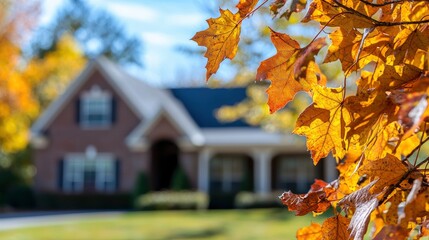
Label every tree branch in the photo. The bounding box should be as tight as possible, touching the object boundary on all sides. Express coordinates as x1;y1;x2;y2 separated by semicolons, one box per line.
327;0;429;27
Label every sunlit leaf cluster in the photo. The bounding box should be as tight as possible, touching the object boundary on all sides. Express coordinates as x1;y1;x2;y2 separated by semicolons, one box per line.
193;0;429;238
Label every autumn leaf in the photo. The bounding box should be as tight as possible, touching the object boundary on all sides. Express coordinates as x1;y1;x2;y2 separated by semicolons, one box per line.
257;29;326;113
321;215;351;240
195;0;429;238
372;225;409;240
294;86;350;164
236;0;258;18
339;180;380;240
391;91;429;137
191;9;242;80
296;223;322;239
270;0;307;20
302;0;374;31
279;179;334;216
358;154;408;194
325;28;390;74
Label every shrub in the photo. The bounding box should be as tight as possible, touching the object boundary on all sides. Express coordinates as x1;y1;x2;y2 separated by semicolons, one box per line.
132;171;150;207
170;168;190;191
234;192;283;209
36;192;132;209
135;191;208;210
5;184;35;209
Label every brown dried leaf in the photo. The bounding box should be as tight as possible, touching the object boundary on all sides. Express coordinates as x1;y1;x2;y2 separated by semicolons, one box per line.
280;179;333;216
270;0;307;20
339;180;379;240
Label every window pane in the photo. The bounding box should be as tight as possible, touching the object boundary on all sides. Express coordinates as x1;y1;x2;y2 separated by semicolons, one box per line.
80;95;112;127
63;154;116;193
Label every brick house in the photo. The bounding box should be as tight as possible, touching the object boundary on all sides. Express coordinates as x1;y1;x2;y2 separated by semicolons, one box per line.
30;57;336;206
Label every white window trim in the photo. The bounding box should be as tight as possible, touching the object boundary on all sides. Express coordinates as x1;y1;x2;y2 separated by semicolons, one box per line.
79;85;113;129
63;152;116;193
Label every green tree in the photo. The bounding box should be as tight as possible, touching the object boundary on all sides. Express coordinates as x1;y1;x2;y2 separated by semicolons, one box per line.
29;0;143;66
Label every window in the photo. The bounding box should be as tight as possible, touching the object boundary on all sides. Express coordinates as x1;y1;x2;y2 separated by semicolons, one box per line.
210;154;252;193
63;153;117;193
80;85;113;127
273;155;317;193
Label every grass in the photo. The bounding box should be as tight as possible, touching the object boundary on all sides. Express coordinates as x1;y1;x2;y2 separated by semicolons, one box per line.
0;209;329;240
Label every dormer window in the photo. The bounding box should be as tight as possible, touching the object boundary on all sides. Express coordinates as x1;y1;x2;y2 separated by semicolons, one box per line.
79;85;114;128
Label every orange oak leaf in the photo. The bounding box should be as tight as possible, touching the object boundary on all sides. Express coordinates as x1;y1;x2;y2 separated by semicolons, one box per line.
270;0;307;20
257;29;326;113
191;9;242;80
236;0;258;18
339;180;380;240
296;223;322;240
279;179;334;216
358;154;408;194
373;225;409;240
294;86;350;164
321;215;351;240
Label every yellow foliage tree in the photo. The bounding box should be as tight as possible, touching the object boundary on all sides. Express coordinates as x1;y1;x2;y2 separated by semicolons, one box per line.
0;0;39;153
24;34;86;109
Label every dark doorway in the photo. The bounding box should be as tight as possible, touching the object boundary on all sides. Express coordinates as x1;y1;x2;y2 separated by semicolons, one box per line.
150;139;179;191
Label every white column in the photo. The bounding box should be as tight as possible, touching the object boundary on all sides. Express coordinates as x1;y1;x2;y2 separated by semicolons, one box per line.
252;150;272;195
324;154;338;182
198;148;212;193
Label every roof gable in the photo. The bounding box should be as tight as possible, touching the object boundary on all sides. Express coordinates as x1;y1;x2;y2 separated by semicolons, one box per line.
31;57;203;147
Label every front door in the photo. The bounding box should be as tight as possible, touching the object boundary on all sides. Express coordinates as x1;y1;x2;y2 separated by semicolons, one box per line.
150;139;179;191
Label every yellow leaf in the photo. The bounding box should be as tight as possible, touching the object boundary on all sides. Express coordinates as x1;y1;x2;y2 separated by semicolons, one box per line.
294;86;350;164
296;222;322;240
191;9;242;80
358;154;408;194
302;0;374;31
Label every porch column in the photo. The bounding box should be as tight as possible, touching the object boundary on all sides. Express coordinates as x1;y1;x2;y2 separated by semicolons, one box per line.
252;150;272;195
198;148;212;193
324;154;338;182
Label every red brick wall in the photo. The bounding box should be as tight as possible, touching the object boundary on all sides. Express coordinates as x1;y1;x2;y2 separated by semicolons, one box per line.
34;70;142;192
34;69;201;193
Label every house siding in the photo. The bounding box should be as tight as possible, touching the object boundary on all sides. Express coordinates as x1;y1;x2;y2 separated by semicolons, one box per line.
34;70;142;192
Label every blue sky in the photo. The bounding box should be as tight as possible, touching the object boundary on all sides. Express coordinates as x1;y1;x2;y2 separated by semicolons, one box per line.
41;0;212;86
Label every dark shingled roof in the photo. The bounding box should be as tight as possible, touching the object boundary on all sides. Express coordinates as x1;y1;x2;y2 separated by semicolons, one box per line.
169;87;252;128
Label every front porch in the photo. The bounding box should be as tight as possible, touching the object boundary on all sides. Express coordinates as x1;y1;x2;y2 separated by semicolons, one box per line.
197;147;337;196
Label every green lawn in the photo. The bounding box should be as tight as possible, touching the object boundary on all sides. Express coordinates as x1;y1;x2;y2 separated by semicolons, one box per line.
0;209;328;240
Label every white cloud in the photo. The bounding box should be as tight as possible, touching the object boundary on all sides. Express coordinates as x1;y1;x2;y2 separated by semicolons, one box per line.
105;3;159;23
165;14;206;27
141;32;175;47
